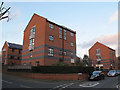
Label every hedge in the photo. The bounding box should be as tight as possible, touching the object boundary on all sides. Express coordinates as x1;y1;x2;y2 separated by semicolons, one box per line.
32;66;94;74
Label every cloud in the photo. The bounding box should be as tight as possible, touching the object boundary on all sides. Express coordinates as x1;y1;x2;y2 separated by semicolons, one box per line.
8;9;21;21
109;11;118;23
77;32;118;57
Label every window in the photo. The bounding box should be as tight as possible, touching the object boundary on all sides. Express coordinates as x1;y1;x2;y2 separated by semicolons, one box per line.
71;52;73;58
30;51;32;58
64;51;67;55
29;26;35;51
64;29;66;40
12;49;14;52
10;56;14;59
59;28;62;38
49;35;54;41
30;26;35;35
70;42;74;46
29;38;35;46
19;50;21;54
24;63;26;65
59;50;62;55
48;48;54;56
49;24;54;29
36;61;40;66
96;49;100;54
70;32;74;37
96;55;101;59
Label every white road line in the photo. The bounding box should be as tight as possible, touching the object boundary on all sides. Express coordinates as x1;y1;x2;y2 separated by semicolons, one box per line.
49;83;67;90
62;83;74;88
49;83;74;90
79;82;99;87
2;80;13;84
20;85;32;88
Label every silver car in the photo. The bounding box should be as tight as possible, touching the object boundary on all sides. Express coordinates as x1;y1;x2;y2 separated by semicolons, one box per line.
116;70;120;75
107;70;118;77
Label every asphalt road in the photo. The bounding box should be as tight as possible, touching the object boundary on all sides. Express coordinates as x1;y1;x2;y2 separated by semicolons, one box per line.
2;74;120;90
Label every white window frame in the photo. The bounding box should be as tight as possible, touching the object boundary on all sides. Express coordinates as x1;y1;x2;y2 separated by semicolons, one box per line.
70;42;74;46
96;49;100;55
64;51;67;56
64;29;66;40
49;35;54;41
70;32;74;37
49;24;54;29
30;51;32;58
59;28;62;38
48;48;54;56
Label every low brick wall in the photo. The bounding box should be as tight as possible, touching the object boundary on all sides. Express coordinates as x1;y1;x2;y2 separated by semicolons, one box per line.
3;69;88;80
27;73;88;80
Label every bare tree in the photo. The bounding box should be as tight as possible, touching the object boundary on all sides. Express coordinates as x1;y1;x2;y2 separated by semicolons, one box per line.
83;54;92;67
0;2;11;21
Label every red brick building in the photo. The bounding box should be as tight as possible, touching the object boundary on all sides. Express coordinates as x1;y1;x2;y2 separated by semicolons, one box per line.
89;42;118;70
22;13;76;66
2;41;22;65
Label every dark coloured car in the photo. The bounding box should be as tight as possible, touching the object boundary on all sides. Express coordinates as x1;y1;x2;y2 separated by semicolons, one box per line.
107;70;118;77
116;70;120;75
89;71;105;81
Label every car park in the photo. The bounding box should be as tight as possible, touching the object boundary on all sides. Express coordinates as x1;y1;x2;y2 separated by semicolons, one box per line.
107;70;118;77
89;71;105;81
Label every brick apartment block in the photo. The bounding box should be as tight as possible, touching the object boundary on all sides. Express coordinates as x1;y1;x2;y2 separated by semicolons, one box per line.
22;13;76;66
89;42;118;70
2;41;22;65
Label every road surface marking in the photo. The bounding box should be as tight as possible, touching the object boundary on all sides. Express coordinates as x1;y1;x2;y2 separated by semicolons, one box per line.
79;82;99;87
20;85;32;88
2;80;13;84
49;83;74;90
62;83;74;88
49;83;67;90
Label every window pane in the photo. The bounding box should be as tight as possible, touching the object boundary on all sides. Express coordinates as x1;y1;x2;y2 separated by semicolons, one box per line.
59;28;62;38
64;29;66;40
48;48;54;56
49;35;54;41
71;42;74;46
49;24;54;29
70;32;74;36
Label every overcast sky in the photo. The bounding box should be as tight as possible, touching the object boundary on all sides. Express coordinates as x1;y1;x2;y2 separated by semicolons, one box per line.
1;1;118;58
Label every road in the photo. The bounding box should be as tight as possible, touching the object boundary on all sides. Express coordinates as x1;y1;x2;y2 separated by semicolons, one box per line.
2;74;120;90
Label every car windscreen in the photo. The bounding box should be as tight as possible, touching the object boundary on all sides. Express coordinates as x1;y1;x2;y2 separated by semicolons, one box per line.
92;71;100;75
109;70;115;73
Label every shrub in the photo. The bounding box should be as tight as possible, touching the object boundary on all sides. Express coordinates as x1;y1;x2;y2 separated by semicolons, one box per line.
32;66;94;74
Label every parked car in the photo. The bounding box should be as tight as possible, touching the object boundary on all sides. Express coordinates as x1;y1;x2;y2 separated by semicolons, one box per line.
107;70;118;77
89;71;105;81
116;70;120;75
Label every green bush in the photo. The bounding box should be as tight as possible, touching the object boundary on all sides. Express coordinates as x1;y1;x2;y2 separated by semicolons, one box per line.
32;66;94;74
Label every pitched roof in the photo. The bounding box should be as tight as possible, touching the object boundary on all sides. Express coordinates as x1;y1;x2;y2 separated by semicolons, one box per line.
7;42;22;50
89;41;115;51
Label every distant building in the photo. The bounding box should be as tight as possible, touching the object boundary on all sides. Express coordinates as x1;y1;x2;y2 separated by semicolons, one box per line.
22;13;76;66
89;42;118;70
2;41;22;65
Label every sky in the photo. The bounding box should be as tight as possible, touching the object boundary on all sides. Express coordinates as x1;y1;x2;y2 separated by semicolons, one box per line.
1;1;118;58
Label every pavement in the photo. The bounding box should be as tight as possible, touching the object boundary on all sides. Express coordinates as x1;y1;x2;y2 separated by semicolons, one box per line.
2;73;120;90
